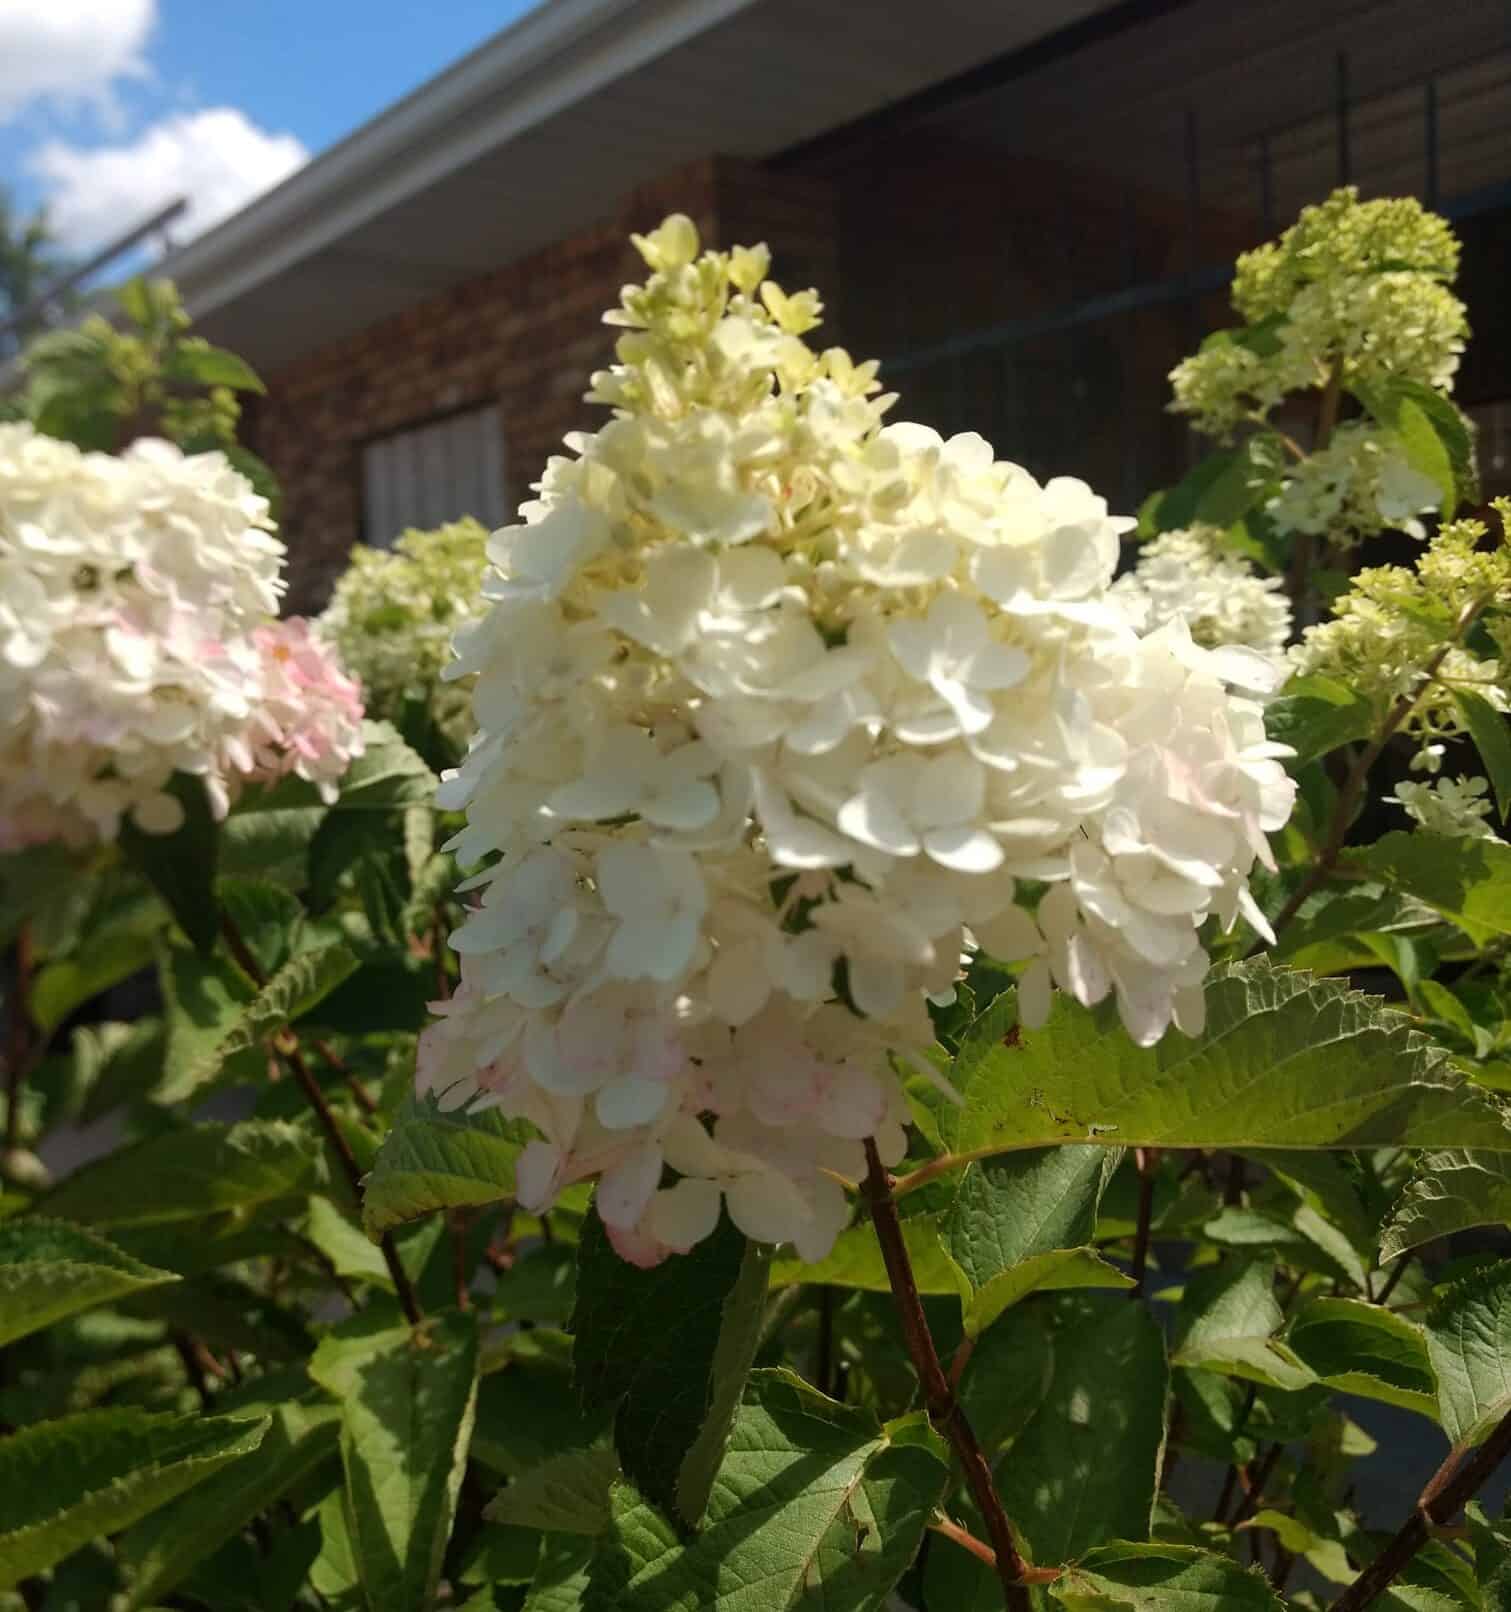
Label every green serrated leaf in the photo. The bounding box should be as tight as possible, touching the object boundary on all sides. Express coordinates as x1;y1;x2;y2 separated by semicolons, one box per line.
525;1535;595;1612
118;1400;339;1606
363;1095;531;1237
220;789;328;887
997;1294;1168;1563
36;1120;321;1227
1352;831;1511;946
1172;1256;1316;1391
572;1207;770;1528
1452;690;1511;823
333;721;437;811
0;1407;268;1588
1051;1542;1285;1608
485;1447;619;1535
119;773;220;953
28;897;167;1034
1383;1150;1511;1260
157;940;359;1104
309;1310;480;1612
940;961;1511;1161
956;1302;1054;1455
0;1218;178;1346
1424;1262;1511;1449
585;1368;947;1611
164;343;266;393
1354;377;1479;508
1285;1297;1437;1417
769;1213;959;1294
1263;675;1379;765
943;1146;1128;1334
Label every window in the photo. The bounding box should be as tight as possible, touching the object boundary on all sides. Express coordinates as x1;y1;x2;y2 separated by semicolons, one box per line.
362;404;507;544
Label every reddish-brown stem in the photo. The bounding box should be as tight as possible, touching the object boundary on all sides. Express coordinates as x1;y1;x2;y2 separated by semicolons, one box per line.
5;923;34;1151
221;914;423;1326
1331;1408;1511;1609
864;1139;1035;1609
310;1035;377;1117
930;1515;1002;1571
1230;1441;1284;1526
1130;1148;1159;1297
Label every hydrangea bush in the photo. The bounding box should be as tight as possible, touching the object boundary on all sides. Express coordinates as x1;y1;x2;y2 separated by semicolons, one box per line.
2;197;1511;1612
317;517;489;762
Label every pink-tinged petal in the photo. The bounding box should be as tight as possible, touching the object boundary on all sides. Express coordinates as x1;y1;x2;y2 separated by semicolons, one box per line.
646;1179;723;1251
597;1141;664;1229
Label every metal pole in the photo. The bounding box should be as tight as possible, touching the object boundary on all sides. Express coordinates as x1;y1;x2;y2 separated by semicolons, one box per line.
0;197;188;349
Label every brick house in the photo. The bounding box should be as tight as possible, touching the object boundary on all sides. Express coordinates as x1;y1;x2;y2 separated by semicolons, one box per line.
160;0;1511;610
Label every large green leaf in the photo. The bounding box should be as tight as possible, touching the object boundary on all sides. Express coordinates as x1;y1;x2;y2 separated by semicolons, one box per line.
220;789;328;886
1171;1255;1315;1392
309;1310;480;1612
1050;1542;1285;1608
939;962;1511;1162
1354;377;1478;508
526;1537;595;1612
585;1369;947;1611
362;1095;531;1238
119;772;220;953
1382;1150;1511;1260
165;342;266;393
1285;1298;1437;1417
997;1294;1168;1564
332;722;437;811
1424;1263;1511;1450
956;1303;1055;1455
572;1207;770;1528
158;940;360;1103
485;1447;619;1535
37;1120;321;1227
943;1146;1128;1335
0;1217;178;1346
1353;832;1511;946
28;893;167;1034
0;1407;267;1588
770;1214;961;1294
1264;675;1379;765
118;1399;339;1606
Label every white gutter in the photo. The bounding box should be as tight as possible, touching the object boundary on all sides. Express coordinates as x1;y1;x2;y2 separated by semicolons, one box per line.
161;0;755;319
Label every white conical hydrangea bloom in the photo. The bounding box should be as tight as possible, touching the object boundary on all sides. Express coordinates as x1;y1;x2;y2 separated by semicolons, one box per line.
0;424;363;845
419;217;1296;1266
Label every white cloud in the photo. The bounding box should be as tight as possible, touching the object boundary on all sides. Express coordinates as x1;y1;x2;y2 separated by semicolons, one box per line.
0;0;156;124
29;108;308;252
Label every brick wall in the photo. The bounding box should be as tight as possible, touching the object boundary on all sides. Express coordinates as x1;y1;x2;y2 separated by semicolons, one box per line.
251;156;836;612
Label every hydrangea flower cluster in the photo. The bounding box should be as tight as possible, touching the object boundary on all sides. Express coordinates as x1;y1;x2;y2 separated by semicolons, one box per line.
1387;775;1498;840
1266;422;1443;547
1171;188;1467;440
417;216;1296;1266
1111;526;1291;664
319;519;488;751
1291;509;1511;764
0;424;363;848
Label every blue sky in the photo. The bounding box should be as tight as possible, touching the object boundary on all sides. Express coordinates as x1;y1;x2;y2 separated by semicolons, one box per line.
0;1;538;267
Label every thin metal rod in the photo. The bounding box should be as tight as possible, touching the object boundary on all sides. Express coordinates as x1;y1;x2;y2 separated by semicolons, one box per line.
0;198;188;346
